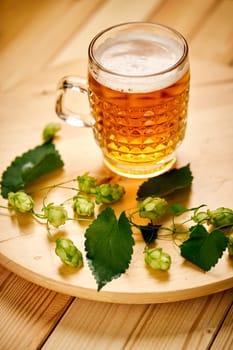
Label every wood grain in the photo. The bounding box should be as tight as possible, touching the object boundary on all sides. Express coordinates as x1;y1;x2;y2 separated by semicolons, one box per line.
149;0;218;40
0;0;105;91
49;0;163;66
0;84;232;302
0;0;233;349
211;302;233;350
190;0;233;64
0;127;233;303
1;53;233;303
0;266;73;350
41;289;233;350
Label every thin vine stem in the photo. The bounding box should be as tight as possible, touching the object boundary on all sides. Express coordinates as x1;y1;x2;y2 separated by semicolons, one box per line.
0;204;10;210
28;178;77;195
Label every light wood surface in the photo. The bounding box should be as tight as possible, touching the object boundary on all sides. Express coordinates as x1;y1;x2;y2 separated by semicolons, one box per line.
0;0;233;349
0;122;232;304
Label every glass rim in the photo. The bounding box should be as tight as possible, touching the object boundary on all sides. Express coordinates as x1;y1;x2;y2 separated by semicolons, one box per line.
88;21;189;79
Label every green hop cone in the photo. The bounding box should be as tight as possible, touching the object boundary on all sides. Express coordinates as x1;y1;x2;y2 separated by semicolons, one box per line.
42;122;61;142
139;197;168;220
77;173;97;194
95;183;125;204
227;236;233;256
207;207;233;228
8;191;34;213
73;195;95;216
55;238;83;268
144;247;171;271
192;211;209;225
43;203;68;228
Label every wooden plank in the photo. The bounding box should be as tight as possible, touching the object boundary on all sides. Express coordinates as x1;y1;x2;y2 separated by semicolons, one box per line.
0;0;42;50
0;0;105;91
0;269;73;350
210;303;233;350
190;0;233;64
149;0;217;39
42;299;149;349
0;264;11;284
41;290;233;350
0;1;232;349
50;0;163;66
124;291;233;350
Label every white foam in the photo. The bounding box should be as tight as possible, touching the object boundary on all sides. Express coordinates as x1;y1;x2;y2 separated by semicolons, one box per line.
91;30;189;92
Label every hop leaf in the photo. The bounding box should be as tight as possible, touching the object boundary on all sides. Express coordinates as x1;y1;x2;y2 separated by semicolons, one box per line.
85;208;134;291
169;203;189;216
139;223;161;244
1;142;64;198
137;164;193;200
180;225;228;271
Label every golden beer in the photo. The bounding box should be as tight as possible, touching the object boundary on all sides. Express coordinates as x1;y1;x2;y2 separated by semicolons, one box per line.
88;23;190;177
56;22;190;178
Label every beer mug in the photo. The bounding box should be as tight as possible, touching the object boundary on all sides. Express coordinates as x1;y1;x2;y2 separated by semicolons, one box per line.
56;22;190;178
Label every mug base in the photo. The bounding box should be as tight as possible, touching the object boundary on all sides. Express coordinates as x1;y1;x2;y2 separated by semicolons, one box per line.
103;154;177;179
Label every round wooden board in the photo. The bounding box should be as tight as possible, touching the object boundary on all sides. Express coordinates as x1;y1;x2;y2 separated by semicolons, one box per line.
0;122;233;304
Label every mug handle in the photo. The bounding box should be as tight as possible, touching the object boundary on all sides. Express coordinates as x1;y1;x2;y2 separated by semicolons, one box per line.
55;76;92;127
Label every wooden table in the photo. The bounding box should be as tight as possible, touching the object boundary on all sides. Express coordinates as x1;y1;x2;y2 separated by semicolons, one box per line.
0;1;233;349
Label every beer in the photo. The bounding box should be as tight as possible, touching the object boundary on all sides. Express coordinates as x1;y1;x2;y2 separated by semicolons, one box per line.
56;22;190;177
88;26;190;177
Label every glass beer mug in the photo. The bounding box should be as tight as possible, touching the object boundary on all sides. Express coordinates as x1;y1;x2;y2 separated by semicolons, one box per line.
56;22;190;178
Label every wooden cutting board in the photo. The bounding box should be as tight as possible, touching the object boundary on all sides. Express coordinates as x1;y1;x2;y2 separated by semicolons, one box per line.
0;107;232;303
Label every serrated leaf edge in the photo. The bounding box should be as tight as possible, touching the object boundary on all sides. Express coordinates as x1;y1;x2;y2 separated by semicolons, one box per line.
84;209;134;291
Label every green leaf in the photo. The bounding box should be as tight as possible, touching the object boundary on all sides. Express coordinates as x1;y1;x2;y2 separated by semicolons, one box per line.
169;203;206;217
136;164;193;200
139;223;161;244
1;142;64;198
169;203;189;216
84;208;134;291
180;225;228;271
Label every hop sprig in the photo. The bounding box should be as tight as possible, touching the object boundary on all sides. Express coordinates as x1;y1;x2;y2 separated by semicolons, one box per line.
77;173;97;194
192;207;233;229
192;210;209;225
207;207;233;228
55;238;83;267
227;236;233;256
42;122;61;142
144;247;171;271
8;191;34;213
138;197;168;220
43;203;68;228
73;195;95;217
95;183;125;204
